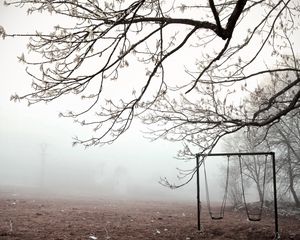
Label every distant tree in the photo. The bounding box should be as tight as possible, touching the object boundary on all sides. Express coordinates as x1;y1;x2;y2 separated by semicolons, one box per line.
2;1;300;164
223;157;244;208
231;69;300;206
267;113;300;207
224;129;273;204
39;143;47;190
244;64;300;206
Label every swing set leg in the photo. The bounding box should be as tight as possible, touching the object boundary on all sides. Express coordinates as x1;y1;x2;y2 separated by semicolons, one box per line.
196;154;201;231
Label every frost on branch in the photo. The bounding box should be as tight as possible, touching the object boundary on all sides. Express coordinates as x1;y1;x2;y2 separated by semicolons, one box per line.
0;25;6;39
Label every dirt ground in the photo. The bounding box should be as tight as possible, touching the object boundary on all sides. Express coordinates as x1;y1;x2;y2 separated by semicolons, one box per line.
0;188;299;240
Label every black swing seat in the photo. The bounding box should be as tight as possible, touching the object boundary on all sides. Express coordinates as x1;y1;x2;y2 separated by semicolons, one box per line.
211;216;223;220
209;212;224;220
248;215;262;222
249;218;261;222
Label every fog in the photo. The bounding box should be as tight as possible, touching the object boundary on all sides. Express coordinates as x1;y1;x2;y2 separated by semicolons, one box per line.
0;126;197;201
0;4;231;203
0;83;196;201
0;91;197;201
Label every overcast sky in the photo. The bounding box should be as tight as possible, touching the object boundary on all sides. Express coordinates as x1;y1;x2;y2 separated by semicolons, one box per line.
0;3;207;202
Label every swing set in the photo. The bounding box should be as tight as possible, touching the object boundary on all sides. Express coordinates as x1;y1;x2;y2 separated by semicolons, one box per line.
195;152;280;239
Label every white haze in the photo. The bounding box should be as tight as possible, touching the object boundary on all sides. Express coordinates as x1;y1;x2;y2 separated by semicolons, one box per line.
0;2;252;205
0;4;205;202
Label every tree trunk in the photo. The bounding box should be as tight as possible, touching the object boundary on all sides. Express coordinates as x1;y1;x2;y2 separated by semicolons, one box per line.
287;147;300;207
276;127;300;207
256;180;264;203
289;179;300;208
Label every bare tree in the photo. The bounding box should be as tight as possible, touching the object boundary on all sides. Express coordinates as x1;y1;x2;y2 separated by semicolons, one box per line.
244;62;300;206
224;129;272;204
2;1;300;176
223;158;244;208
230;68;300;206
267;113;300;207
39;143;47;190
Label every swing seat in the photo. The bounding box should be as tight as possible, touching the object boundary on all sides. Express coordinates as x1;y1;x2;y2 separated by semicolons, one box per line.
209;212;224;220
248;218;261;222
211;216;223;220
248;214;262;222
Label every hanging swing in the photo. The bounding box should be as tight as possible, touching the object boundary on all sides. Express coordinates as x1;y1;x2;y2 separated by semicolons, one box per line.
203;155;230;220
239;154;268;222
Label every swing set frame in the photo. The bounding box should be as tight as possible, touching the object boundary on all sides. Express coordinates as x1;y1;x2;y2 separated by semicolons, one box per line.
195;152;279;239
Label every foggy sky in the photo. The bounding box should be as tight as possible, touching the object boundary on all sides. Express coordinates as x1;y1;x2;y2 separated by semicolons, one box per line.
0;4;201;202
0;3;263;204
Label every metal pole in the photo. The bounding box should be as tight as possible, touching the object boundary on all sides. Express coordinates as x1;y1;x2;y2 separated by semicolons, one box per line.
196;154;200;231
272;152;280;239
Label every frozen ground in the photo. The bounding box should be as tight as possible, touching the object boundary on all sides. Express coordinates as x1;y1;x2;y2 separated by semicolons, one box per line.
0;186;299;240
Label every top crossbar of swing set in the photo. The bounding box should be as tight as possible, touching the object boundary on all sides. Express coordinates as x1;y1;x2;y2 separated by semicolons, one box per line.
196;151;275;157
195;152;280;240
